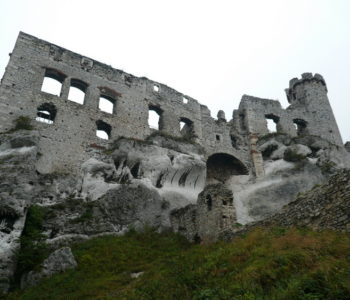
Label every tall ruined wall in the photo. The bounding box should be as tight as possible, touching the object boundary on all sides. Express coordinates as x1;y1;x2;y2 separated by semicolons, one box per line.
0;32;344;176
0;32;250;174
237;73;343;147
286;73;343;146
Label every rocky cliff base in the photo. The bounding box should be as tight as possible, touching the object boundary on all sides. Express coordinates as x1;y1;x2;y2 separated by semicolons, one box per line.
1;128;350;293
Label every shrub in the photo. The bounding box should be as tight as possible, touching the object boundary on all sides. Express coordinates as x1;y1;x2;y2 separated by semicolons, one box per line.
15;205;48;279
319;160;336;174
261;144;278;159
70;203;94;224
13;116;33;131
284;148;306;162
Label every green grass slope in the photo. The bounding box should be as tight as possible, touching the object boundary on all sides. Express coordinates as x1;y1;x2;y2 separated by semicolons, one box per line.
6;227;350;300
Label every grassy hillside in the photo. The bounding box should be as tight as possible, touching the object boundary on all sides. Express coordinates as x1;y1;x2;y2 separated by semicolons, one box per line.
6;227;350;300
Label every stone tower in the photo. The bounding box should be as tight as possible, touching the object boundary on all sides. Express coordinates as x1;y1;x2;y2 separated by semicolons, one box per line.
285;73;343;146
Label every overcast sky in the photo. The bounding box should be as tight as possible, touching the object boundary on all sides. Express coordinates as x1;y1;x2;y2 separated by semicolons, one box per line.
1;0;350;142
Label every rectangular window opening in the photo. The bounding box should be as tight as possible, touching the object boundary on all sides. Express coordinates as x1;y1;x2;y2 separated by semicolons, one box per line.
99;95;115;114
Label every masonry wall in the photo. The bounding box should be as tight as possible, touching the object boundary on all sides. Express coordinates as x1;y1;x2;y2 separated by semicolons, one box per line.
286;73;343;146
237;73;343;147
0;32;343;176
0;32;252;174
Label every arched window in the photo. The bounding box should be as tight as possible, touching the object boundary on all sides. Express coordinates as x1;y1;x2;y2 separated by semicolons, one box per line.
179;117;194;140
265;114;280;133
41;68;66;96
36;103;57;124
98;87;118;114
68;79;88;105
148;105;163;130
96;120;112;140
153;84;159;92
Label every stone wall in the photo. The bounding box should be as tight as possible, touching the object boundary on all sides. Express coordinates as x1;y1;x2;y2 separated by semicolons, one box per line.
237;73;343;147
170;183;236;242
259;169;350;231
0;32;250;174
0;32;345;177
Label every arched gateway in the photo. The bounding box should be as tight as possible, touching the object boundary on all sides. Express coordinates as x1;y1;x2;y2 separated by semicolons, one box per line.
206;153;249;184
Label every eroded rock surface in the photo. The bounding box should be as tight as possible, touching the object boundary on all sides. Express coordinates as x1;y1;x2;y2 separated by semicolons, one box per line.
0;131;39;293
221;169;350;241
1;129;350;293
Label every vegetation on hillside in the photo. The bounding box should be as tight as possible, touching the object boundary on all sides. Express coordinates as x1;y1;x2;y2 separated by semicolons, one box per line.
6;227;350;300
14;205;48;278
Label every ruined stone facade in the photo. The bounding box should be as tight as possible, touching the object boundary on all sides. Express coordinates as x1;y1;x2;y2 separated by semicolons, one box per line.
171;183;236;242
1;32;350;293
0;32;344;177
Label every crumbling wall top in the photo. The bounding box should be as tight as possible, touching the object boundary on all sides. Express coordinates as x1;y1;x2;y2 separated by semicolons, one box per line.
287;72;327;91
239;94;282;110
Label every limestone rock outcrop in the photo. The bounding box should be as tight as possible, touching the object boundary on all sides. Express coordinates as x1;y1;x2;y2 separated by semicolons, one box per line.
256;169;350;231
221;169;350;241
20;247;77;289
0;130;39;293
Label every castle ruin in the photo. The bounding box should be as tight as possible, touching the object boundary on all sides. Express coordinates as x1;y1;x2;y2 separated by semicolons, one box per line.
0;32;343;178
1;32;350;292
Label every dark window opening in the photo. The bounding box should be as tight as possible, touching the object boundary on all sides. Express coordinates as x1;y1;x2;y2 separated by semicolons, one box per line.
36;103;57;124
265;114;280;133
41;68;66;96
156;172;164;188
96;120;111;140
230;135;238;149
222;200;227;205
99;95;115;114
206;194;212;211
131;162;141;178
193;234;202;244
293;119;308;136
207;153;249;184
179;117;194;140
239;114;246;131
148;105;163;130
68;79;88;105
216;134;221;141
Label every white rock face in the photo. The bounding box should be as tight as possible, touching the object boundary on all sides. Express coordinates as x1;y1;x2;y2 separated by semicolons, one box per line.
228;159;324;224
271;145;287;160
112;139;206;205
0;203;27;292
0;131;39;294
2;131;350;294
80;158;120;201
288;144;312;157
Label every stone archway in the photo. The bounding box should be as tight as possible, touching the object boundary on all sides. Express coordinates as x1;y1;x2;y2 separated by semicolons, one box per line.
206;153;248;184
